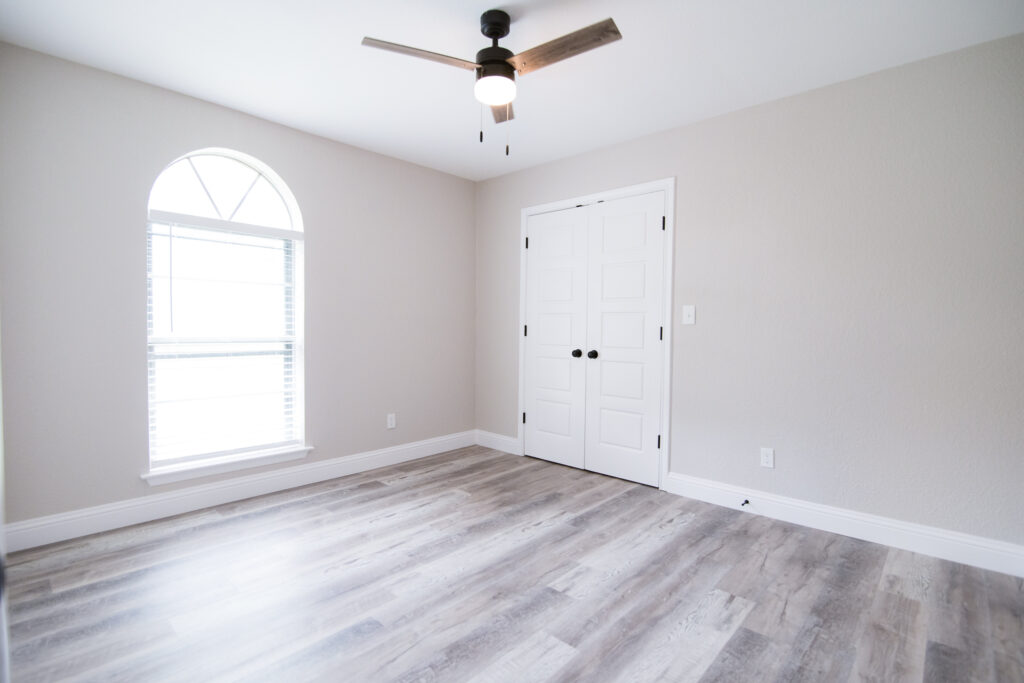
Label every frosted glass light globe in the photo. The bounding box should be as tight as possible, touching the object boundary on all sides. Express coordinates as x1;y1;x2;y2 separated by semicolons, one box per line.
474;75;517;106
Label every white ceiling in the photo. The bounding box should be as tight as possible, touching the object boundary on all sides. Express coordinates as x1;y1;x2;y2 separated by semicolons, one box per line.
2;1;1023;180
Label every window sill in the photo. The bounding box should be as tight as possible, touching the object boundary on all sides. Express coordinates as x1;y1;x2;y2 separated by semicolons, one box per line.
141;445;313;486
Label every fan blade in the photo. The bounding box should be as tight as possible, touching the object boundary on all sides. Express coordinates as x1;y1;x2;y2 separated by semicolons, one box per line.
491;104;515;124
361;37;478;71
507;18;621;75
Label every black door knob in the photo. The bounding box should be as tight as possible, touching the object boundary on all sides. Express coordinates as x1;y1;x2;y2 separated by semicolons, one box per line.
571;349;583;358
587;350;599;359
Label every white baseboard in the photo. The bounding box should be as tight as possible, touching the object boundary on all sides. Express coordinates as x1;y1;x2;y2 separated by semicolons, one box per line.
474;429;521;455
662;472;1024;578
5;431;477;552
12;433;1019;578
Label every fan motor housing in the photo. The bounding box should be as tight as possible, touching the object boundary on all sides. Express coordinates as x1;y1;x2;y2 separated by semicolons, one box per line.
476;46;515;81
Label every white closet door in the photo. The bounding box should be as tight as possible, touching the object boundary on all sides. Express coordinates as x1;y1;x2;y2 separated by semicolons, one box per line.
523;206;588;469
583;191;665;486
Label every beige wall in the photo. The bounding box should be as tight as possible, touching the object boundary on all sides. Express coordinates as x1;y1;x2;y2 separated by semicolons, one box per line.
476;34;1024;544
0;44;476;522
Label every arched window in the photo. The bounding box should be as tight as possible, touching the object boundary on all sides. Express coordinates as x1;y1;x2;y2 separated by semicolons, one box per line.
146;149;305;478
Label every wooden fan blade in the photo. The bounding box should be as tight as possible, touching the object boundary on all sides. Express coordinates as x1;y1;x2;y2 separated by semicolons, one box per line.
507;18;620;75
361;37;478;71
491;103;515;123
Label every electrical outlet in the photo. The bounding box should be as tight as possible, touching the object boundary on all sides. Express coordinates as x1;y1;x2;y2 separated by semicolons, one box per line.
386;413;396;430
760;447;775;469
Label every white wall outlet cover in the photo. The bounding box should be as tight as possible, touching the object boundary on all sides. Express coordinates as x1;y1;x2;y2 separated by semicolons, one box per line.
760;447;775;468
386;413;397;429
682;305;696;325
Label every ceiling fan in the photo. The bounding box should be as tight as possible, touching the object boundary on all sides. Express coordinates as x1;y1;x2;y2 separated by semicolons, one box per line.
362;9;621;125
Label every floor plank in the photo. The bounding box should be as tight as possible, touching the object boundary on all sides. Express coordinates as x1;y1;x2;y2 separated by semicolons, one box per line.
7;447;1022;682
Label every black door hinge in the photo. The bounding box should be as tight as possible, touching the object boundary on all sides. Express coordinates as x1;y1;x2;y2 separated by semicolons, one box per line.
524;325;527;336
523;412;527;424
525;236;529;249
661;216;666;230
657;434;661;449
659;326;663;340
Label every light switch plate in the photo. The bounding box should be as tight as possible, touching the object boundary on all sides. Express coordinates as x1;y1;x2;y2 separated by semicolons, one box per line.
682;305;696;325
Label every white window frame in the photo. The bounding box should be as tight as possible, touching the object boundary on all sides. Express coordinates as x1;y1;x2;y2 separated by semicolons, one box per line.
142;150;309;486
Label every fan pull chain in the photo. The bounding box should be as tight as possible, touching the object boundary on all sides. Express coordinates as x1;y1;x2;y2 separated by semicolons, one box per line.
479;103;484;143
505;103;510;156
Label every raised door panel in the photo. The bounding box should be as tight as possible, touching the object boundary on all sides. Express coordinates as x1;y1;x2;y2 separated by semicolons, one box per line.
524;207;588;469
584;192;664;486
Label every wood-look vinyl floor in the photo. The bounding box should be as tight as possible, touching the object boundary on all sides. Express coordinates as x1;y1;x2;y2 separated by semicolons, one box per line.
7;447;1023;682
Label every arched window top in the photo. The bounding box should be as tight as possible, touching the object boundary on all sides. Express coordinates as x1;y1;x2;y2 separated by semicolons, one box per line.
149;148;302;232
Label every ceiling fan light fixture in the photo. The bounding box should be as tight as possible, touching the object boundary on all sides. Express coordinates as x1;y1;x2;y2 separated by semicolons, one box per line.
474;74;516;106
363;10;622;126
474;47;517;106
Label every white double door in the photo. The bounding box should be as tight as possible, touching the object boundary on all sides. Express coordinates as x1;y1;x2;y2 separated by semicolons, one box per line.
524;190;665;486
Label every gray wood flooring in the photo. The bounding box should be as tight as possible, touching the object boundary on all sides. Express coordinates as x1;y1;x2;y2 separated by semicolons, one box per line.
7;447;1023;682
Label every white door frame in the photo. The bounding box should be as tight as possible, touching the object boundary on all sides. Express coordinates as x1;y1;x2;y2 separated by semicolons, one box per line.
518;177;676;488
